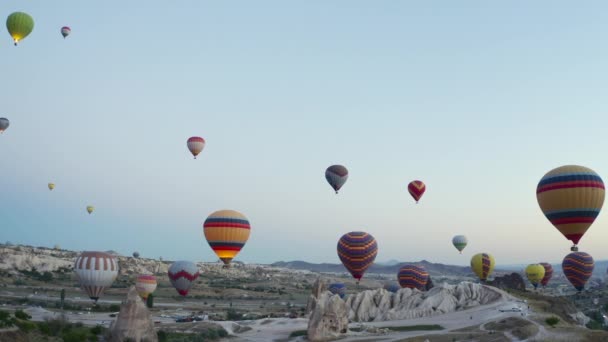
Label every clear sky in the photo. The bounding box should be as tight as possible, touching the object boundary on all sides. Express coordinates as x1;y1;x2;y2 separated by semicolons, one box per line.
2;1;608;267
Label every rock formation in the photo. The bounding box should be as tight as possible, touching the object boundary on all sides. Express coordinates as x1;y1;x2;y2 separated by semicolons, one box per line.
107;286;158;342
307;291;349;341
306;277;328;314
346;281;504;322
487;272;526;291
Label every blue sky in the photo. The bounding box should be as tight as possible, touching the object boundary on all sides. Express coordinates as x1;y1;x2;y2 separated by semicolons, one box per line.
2;1;608;266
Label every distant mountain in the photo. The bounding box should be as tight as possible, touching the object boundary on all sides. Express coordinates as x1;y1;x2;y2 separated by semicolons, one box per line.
376;259;402;266
272;260;475;277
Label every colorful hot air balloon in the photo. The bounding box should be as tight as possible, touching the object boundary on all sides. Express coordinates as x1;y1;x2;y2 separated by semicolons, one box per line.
135;275;157;301
203;210;251;267
562;251;594;292
325;165;348;194
86;206;94;214
337;231;378;284
0;118;9;133
525;264;546;289
470;253;495;282
328;283;346;299
398;265;429;290
168;261;200;296
384;282;400;293
61;26;70;38
539;262;553;287
48;183;55;191
408;180;426;203
74;251;118;302
6;12;34;46
452;235;468;254
187;136;205;159
536;165;605;251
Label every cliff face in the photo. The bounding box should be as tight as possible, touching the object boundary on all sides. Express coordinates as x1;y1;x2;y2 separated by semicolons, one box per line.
487;273;526;291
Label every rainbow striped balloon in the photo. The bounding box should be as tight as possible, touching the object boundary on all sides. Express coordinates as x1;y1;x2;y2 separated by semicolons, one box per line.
562;251;594;292
203;210;251;266
135;275;157;301
328;283;346;299
536;165;605;250
337;231;378;283
539;262;553;287
398;265;429;290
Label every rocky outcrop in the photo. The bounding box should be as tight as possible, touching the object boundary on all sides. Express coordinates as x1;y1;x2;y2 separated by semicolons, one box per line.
107;286;158;342
346;281;504;322
487;273;526;291
306;277;328;314
307;291;349;341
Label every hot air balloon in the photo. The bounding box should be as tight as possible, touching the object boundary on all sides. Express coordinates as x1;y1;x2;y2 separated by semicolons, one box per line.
539;262;553;287
0;118;9;133
325;165;348;194
132;251;140;258
74;251;118;302
187;137;205;159
398;265;429;290
328;283;346;299
408;180;426;203
562;251;594;292
203;210;250;267
536;165;605;251
135;275;157;301
384;282;400;293
337;231;378;284
86;206;94;214
168;261;200;296
525;264;546;289
470;253;495;282
452;235;468;254
48;183;55;191
6;12;34;46
61;26;70;38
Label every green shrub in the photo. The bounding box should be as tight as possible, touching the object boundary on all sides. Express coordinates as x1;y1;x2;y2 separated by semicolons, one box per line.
62;330;90;342
545;316;559;327
109;304;120;312
157;330;167;342
38;321;51;335
14;309;31;320
90;325;104;335
15;320;36;332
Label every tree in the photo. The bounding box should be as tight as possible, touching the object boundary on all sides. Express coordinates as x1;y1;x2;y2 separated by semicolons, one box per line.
146;294;154;309
60;289;65;309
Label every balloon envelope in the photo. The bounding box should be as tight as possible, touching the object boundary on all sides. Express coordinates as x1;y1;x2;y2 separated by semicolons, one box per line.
525;264;546;289
48;183;55;191
203;210;251;266
384;282;400;293
135;275;157;301
0;118;9;133
470;253;495;281
325;165;348;194
562;251;594;291
539;262;553;287
61;26;70;38
168;261;200;296
86;206;94;214
6;12;34;45
328;283;346;299
74;251;118;302
132;251;140;258
408;180;426;203
452;235;468;253
536;165;605;250
398;265;429;290
187;137;205;159
337;231;378;282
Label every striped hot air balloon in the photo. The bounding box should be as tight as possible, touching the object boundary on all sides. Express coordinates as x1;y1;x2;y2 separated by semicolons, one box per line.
0;118;9;133
325;165;348;194
135;275;157;301
452;235;468;254
536;165;605;251
470;253;495;282
384;282;401;293
398;265;429;290
187;136;205;159
337;231;378;284
328;283;346;299
525;264;546;289
562;251;594;292
61;26;70;38
74;251;118;302
408;180;426;203
203;210;251;266
168;261;200;296
539;262;553;287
